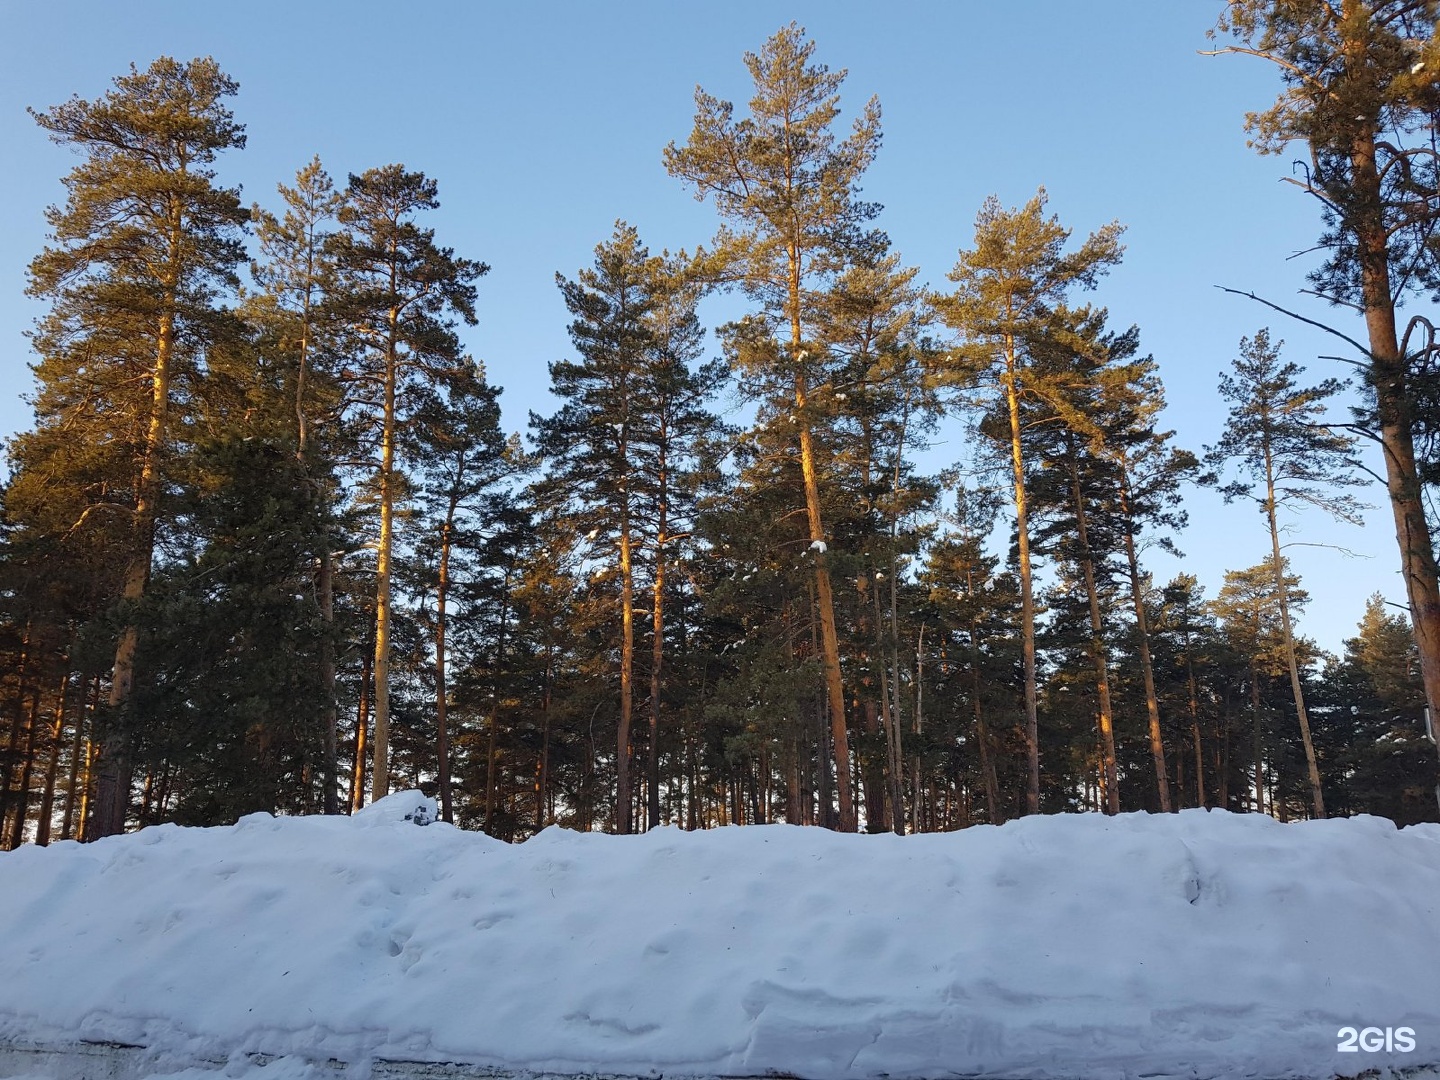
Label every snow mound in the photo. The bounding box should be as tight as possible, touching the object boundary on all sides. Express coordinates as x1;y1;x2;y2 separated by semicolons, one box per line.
1;803;1438;1079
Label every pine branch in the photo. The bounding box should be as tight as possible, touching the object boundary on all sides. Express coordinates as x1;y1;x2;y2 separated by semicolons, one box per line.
1216;286;1373;359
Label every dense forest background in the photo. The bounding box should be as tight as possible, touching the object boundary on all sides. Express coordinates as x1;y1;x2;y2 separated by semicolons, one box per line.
4;6;1440;846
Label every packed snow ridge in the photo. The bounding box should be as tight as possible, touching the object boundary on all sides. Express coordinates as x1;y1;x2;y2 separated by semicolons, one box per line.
1;793;1438;1080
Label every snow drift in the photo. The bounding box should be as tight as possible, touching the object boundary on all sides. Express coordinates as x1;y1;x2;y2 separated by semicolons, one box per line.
1;792;1438;1079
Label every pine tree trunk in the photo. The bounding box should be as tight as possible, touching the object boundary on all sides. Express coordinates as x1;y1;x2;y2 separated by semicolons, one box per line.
1220;688;1233;810
966;569;1002;823
798;412;854;831
886;571;907;835
36;669;69;846
869;582;899;833
319;543;338;815
351;648;371;812
61;676;96;841
1251;667;1267;815
485;581;510;835
862;699;887;831
8;685;41;848
1263;449;1325;817
1338;36;1440;769
1117;475;1172;811
536;685;551;834
1069;454;1120;814
371;303;400;804
617;506;635;834
648;451;667;832
1004;345;1041;815
435;503;457;824
1184;631;1207;809
788;246;853;831
1;626;30;842
95;206;183;841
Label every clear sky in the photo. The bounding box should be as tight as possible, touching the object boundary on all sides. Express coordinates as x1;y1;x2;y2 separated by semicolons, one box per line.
0;1;1410;653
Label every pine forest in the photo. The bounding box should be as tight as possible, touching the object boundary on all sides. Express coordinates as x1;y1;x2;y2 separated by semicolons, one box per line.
8;9;1440;850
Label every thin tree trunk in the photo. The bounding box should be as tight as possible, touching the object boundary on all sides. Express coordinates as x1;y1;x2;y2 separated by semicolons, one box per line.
371;299;400;804
1183;627;1207;809
1004;344;1041;815
1220;688;1233;810
9;683;42;848
351;648;371;812
1264;450;1325;817
648;449;667;831
1068;452;1120;814
617;507;635;834
435;503;457;824
36;668;70;846
862;699;887;831
965;569;1002;823
293;215;338;817
1;625;30;840
885;574;907;835
62;676;97;841
1117;474;1172;811
1251;666;1267;815
485;577;510;834
318;543;338;814
869;581;899;833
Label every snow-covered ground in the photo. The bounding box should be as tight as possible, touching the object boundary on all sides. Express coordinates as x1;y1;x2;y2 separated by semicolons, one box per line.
1;792;1438;1080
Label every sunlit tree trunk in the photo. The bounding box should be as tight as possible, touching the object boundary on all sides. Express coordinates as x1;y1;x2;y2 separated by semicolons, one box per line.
1004;345;1041;815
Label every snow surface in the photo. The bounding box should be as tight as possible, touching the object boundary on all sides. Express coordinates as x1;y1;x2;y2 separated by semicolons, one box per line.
2;792;1439;1079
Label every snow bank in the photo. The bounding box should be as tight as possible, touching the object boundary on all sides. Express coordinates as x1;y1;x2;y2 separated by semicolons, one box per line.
1;793;1438;1079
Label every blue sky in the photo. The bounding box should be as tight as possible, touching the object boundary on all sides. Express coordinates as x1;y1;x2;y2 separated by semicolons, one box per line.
0;2;1409;652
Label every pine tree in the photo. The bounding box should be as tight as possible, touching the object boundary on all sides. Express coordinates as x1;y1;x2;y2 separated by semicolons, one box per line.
1028;321;1200;813
406;361;511;823
919;485;1018;823
816;244;936;833
1318;595;1436;822
533;223;719;833
1212;560;1319;815
1207;329;1363;817
249;157;345;812
329;165;487;804
1157;575;1221;809
1097;345;1199;814
933;189;1124;815
26;57;249;837
1209;2;1440;742
665;24;883;831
